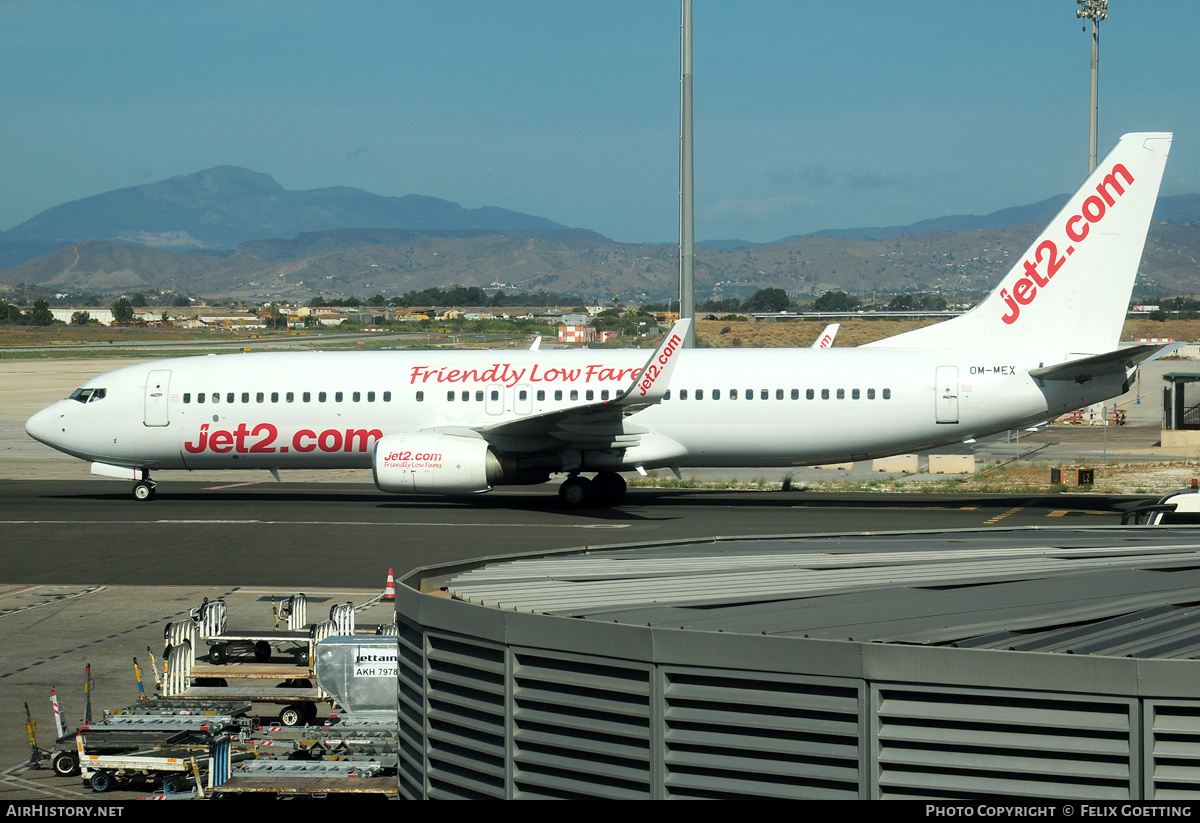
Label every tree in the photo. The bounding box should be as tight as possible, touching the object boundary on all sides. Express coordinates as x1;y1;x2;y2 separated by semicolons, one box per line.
813;291;861;312
70;311;92;326
112;297;135;324
741;288;791;313
31;299;54;326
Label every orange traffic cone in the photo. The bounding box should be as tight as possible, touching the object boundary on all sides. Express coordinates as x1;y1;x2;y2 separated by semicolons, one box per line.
383;569;395;602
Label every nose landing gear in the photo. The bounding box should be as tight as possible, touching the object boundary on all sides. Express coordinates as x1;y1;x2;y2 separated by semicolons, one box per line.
132;475;157;501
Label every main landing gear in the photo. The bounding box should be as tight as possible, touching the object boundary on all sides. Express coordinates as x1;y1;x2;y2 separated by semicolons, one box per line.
558;471;627;508
132;474;157;501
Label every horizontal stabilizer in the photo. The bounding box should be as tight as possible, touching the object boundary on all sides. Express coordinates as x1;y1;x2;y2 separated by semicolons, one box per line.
1029;344;1165;383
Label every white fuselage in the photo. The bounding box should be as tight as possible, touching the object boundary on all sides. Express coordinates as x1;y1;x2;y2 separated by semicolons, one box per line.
25;346;1126;477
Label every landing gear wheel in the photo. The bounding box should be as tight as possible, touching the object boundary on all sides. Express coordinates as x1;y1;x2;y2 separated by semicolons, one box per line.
591;472;627;506
51;751;79;777
558;476;595;508
209;644;228;665
132;481;155;501
254;641;272;662
90;771;113;793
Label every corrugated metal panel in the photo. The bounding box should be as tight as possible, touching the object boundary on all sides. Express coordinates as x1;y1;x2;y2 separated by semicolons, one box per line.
425;631;507;799
663;668;864;799
395;617;425;800
511;648;652;799
1146;700;1200;799
874;684;1138;799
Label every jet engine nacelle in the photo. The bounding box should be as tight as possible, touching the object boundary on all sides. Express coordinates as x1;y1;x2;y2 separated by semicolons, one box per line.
372;432;500;494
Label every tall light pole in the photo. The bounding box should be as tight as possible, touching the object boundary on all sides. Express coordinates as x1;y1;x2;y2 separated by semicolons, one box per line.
679;0;696;347
1076;0;1108;174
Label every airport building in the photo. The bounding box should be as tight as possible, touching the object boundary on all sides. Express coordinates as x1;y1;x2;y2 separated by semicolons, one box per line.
394;527;1200;799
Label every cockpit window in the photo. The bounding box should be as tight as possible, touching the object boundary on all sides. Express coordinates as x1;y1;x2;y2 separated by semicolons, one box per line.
68;388;107;403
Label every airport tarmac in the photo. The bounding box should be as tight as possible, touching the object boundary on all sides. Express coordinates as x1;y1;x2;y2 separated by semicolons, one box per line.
0;354;1193;800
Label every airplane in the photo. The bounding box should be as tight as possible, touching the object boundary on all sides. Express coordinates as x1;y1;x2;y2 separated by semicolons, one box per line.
25;132;1172;507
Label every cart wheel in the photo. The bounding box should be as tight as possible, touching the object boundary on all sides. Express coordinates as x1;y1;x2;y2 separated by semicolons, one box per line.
209;644;227;664
296;648;310;666
162;775;183;794
279;705;304;727
301;701;319;723
51;751;79;777
254;641;272;662
90;771;113;793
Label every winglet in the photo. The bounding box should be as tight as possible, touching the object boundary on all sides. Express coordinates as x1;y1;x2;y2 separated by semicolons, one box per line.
811;323;839;349
613;319;691;409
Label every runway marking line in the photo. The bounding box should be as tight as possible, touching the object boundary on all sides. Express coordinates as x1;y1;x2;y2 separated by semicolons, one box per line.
984;507;1023;525
1;519;630;529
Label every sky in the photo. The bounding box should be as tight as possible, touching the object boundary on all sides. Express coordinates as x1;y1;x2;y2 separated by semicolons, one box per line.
1;1;1198;245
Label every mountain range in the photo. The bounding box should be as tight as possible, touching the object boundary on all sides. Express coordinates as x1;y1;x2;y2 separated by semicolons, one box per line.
2;167;1199;302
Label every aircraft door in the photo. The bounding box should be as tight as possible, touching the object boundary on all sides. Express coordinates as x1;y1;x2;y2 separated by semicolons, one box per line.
514;384;533;415
144;369;172;427
485;384;505;416
935;366;959;424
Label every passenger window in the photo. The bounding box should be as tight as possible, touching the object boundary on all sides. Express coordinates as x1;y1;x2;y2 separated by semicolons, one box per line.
791;389;799;400
303;392;311;402
601;390;609;400
868;388;875;400
821;389;830;400
537;390;546;401
241;392;249;403
806;389;814;400
383;391;391;402
461;391;468;402
212;393;221;404
416;391;424;402
319;392;327;402
353;391;361;402
852;389;860;400
775;389;783;400
183;393;191;404
730;389;738;400
746;389;753;400
760;389;768;400
680;389;688;400
883;388;892;399
286;392;294;403
664;390;671;400
257;392;265;403
475;390;483;402
198;393;206;404
491;390;500;401
447;391;455;401
335;392;343;402
696;389;704;400
520;390;529;401
555;390;563;401
615;389;624;397
712;389;720;400
570;390;578;401
585;390;594;401
836;389;845;399
367;392;375;402
227;393;235;404
271;392;279;403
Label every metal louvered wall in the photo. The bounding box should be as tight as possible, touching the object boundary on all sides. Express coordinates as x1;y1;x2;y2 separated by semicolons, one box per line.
395;613;1200;799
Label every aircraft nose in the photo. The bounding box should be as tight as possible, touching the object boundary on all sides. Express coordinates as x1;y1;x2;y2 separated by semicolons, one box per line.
25;404;63;447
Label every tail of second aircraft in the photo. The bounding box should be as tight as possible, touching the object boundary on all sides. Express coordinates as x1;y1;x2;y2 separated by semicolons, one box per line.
870;132;1172;357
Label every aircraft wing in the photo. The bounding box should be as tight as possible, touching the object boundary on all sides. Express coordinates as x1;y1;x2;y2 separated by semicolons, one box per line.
477;320;690;450
1029;344;1166;383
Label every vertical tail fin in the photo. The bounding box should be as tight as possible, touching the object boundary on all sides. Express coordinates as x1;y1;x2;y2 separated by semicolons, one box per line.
871;132;1172;355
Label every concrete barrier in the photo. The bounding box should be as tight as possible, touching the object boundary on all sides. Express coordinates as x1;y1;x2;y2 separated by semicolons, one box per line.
872;455;918;473
928;454;975;474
